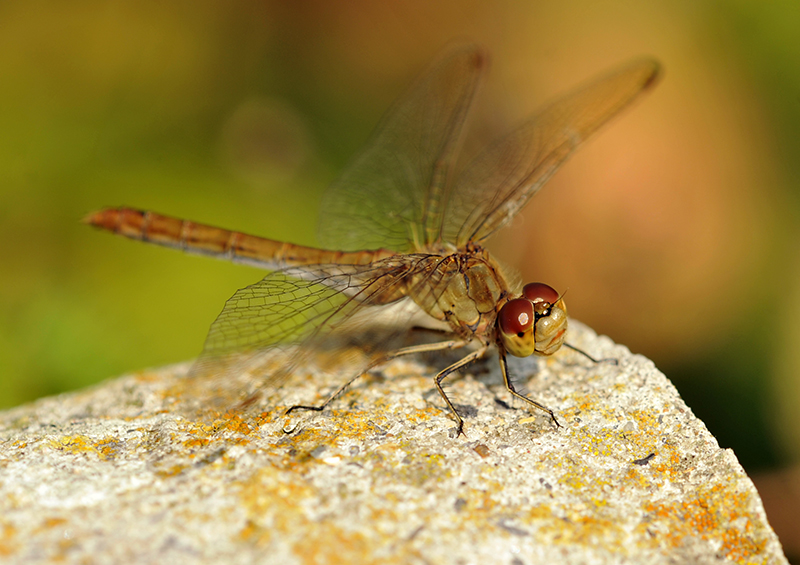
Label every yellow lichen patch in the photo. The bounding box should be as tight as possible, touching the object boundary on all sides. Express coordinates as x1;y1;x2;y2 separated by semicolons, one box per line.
0;522;17;557
567;473;611;496
539;513;624;549
48;435;121;461
292;524;376;565
237;466;315;542
341;437;454;487
169;416;271;460
650;451;685;484
627;408;661;432
521;415;725;555
50;435;92;453
470;486;505;515
641;485;768;563
391;405;442;427
94;438;122;460
623;466;654;490
330;408;392;437
578;425;630;458
39;517;67;530
274;389;442;443
274;423;453;488
155;463;187;478
551;400;687;493
526;502;556;521
387;452;450;486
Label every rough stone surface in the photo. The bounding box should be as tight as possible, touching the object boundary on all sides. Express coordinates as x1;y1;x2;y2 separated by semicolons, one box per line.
0;321;787;564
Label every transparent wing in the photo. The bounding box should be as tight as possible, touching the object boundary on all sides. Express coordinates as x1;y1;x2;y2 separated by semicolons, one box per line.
442;58;660;246
317;43;487;252
179;254;454;418
187;255;436;386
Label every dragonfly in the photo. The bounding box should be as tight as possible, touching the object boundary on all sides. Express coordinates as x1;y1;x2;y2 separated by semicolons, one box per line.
85;44;660;436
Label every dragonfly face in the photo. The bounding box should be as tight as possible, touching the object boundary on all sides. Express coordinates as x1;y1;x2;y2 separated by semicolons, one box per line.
497;282;568;358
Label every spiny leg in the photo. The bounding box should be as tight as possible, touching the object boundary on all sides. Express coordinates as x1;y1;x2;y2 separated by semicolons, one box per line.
433;346;489;437
563;342;618;365
284;338;468;420
498;346;561;428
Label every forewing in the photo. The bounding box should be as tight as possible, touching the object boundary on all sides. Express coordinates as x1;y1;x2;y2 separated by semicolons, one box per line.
318;43;487;252
443;58;660;246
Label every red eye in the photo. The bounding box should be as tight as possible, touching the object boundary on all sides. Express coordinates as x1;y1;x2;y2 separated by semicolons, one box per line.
522;282;559;304
498;299;534;336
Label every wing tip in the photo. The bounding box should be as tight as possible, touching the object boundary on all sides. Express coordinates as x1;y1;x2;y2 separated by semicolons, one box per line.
438;39;490;73
640;58;663;91
621;57;662;93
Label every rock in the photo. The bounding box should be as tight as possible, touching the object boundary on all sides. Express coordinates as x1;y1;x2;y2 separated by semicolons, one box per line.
0;321;787;564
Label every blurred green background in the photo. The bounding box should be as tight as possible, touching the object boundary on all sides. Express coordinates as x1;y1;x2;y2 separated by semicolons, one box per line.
2;0;800;551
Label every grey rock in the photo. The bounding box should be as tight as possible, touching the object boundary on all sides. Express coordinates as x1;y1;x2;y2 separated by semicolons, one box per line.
0;321;787;564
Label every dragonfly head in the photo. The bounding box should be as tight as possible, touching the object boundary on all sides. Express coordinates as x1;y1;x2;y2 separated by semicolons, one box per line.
497;283;568;358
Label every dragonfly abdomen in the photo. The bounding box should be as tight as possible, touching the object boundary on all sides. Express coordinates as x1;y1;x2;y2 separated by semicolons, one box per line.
83;207;396;270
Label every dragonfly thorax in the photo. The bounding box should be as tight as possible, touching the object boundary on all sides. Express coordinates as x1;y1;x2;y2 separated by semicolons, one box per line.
497;282;568;358
406;245;509;340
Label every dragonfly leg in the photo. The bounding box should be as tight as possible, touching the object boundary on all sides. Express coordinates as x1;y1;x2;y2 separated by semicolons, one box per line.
285;338;468;420
409;325;452;336
433;345;489;437
563;342;618;365
498;347;561;428
284;372;364;416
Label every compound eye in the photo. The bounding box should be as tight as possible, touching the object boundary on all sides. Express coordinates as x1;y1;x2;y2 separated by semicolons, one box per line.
498;299;534;337
522;282;559;305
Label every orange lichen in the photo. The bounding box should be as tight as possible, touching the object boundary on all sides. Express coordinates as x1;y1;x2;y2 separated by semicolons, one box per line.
216;413;254;435
642;486;767;563
182;437;210;449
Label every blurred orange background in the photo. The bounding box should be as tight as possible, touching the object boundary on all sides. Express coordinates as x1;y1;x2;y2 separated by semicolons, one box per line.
1;0;799;554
